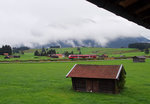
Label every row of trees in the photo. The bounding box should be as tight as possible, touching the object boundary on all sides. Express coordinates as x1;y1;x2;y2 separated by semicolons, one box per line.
64;51;74;57
0;45;12;55
63;51;81;57
13;46;30;53
128;43;150;51
34;47;83;57
144;48;149;54
128;43;150;54
34;48;56;56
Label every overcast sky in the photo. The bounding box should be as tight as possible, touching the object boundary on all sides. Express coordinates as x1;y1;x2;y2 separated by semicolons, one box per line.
0;0;150;47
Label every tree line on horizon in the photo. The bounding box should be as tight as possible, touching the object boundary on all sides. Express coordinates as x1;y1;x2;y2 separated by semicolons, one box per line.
0;45;12;55
34;48;77;57
128;43;150;50
34;48;57;56
0;45;31;55
13;46;30;54
128;43;149;54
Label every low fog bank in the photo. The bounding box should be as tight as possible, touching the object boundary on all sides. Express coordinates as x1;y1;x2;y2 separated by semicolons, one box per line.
0;0;150;48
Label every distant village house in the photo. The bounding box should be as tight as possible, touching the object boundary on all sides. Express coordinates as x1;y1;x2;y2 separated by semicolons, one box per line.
100;54;108;58
4;56;10;59
13;55;20;58
55;54;64;58
3;53;9;56
66;64;126;94
50;55;59;58
50;54;64;58
99;54;108;60
132;56;146;62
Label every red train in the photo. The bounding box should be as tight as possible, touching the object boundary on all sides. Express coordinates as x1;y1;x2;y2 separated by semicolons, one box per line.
68;55;97;59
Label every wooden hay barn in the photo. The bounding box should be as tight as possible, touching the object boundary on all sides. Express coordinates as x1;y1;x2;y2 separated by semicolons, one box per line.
133;56;146;62
13;55;20;58
4;56;10;59
66;64;126;94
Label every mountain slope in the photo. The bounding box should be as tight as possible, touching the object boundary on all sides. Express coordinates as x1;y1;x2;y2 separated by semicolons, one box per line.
33;37;150;48
106;37;150;48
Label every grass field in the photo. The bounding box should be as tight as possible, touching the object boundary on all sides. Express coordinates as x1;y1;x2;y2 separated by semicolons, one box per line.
26;47;140;56
0;59;150;104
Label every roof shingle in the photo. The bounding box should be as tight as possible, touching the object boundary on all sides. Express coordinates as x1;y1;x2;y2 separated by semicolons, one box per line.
66;64;123;79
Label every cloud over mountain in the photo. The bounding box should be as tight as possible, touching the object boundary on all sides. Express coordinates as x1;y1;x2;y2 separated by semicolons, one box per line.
0;0;150;47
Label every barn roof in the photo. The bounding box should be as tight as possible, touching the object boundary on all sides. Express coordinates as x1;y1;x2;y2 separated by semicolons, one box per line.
55;54;63;56
66;64;123;79
133;56;146;58
87;0;150;29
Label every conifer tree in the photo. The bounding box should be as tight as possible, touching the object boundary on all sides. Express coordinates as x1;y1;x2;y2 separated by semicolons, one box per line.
145;48;149;54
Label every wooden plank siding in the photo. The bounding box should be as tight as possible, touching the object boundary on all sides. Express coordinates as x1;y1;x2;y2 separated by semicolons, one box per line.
72;78;118;94
67;64;126;94
133;56;146;62
99;79;115;93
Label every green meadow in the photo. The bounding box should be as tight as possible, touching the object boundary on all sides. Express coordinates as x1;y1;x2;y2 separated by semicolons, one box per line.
0;47;148;61
0;53;51;61
26;47;140;56
0;59;150;104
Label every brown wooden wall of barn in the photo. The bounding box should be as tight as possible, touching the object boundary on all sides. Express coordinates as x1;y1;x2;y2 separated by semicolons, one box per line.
133;58;145;62
72;78;118;94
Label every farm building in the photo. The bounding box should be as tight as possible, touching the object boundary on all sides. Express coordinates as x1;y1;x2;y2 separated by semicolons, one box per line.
99;54;108;60
4;55;15;59
4;56;10;59
13;55;20;58
133;56;146;62
55;54;64;58
100;54;108;58
68;55;97;59
50;55;59;58
48;54;64;58
3;53;9;56
66;64;126;94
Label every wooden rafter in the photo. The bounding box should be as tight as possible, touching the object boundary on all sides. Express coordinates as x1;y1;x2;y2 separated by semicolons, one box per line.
135;4;150;14
119;0;138;8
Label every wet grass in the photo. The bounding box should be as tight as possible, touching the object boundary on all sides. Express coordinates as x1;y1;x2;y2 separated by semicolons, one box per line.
0;59;150;104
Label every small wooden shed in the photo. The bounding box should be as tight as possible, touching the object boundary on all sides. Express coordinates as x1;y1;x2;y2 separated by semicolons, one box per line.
13;55;20;58
132;56;146;62
4;56;10;59
66;64;126;94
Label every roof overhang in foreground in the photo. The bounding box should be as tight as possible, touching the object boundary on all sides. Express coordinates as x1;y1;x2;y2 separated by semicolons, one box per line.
87;0;150;29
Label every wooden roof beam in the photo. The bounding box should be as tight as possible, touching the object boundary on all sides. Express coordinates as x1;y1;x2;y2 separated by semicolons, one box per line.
135;4;150;14
137;8;150;18
86;0;150;29
142;16;150;20
119;0;138;8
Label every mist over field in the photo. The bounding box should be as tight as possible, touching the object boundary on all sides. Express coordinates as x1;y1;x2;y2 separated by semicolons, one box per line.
0;0;150;47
